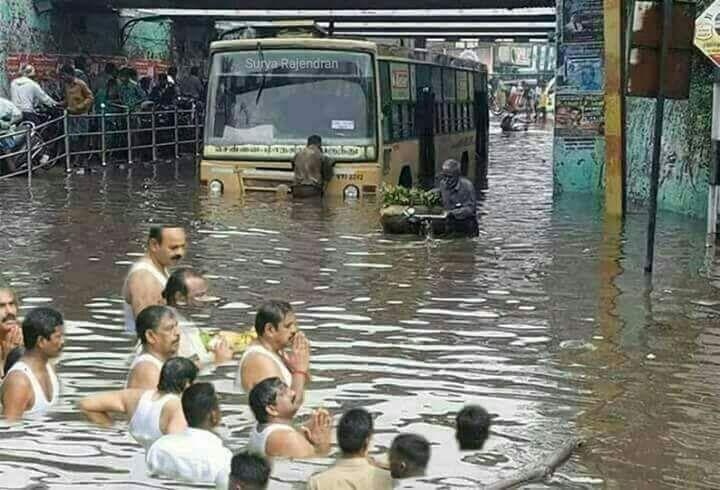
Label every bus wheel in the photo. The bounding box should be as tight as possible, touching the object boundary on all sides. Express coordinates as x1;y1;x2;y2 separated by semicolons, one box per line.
399;165;412;188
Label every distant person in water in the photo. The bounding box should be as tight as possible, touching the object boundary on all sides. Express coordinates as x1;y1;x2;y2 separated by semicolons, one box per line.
0;287;23;378
434;159;479;236
456;404;491;450
236;300;310;412
123;226;186;334
1;307;64;419
162;268;233;367
126;306;181;390
228;451;271;490
389;433;431;479
80;357;196;450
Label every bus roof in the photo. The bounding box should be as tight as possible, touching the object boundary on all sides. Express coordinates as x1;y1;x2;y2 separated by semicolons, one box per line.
210;37;377;55
210;37;486;73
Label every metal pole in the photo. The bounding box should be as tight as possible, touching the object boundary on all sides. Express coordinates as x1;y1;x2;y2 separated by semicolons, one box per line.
151;104;158;162
26;126;32;186
174;105;180;159
126;110;133;164
63;110;71;172
193;102;200;157
708;71;720;244
100;104;107;167
644;0;673;274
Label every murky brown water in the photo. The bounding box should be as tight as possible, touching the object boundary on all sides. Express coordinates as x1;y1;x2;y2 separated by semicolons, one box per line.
1;120;719;489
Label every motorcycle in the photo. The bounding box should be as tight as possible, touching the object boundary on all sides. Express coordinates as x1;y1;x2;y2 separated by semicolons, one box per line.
0;121;50;176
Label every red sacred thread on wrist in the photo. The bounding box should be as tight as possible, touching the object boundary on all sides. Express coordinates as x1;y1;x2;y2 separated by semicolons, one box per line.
292;370;310;380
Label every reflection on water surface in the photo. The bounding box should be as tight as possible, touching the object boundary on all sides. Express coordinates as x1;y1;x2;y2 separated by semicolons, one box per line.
1;122;719;489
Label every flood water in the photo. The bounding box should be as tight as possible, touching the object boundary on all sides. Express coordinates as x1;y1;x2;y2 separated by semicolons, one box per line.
1;120;720;489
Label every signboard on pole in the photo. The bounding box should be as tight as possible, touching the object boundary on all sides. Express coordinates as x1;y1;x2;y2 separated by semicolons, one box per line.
695;1;720;68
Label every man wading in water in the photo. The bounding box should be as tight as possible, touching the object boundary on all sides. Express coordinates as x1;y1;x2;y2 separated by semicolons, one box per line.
123;226;186;334
0;287;23;379
291;135;334;198
235;300;310;412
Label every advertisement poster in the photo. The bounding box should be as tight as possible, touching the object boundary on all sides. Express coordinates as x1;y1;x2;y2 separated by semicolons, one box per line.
6;53;170;81
390;63;410;101
555;94;605;137
563;0;604;43
558;44;604;92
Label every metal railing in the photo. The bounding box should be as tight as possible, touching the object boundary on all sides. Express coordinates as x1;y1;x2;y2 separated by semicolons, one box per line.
0;102;203;183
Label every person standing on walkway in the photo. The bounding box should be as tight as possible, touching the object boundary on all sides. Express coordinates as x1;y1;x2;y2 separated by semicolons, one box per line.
0;288;23;379
308;408;392;489
79;356;197;450
179;67;204;101
73;56;91;87
235;300;310;411
59;64;94;165
10;65;59;123
127;306;181;390
123;226;186;334
1;307;64;419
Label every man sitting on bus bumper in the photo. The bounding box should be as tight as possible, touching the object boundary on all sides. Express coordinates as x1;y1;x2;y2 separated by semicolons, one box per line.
435;159;479;236
291;135;334;197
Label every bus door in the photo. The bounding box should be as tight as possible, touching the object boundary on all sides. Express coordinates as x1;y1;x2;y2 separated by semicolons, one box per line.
474;73;489;190
415;87;436;190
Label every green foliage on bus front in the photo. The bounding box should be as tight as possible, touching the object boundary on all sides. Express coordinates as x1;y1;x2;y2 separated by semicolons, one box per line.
381;183;442;208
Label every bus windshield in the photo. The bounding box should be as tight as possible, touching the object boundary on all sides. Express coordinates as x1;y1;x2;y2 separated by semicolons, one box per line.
205;49;377;162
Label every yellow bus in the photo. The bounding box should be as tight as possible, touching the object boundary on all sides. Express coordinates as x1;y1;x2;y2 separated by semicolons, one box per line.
200;35;488;198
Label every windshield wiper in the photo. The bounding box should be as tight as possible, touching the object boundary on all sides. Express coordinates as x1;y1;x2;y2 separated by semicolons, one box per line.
256;42;267;105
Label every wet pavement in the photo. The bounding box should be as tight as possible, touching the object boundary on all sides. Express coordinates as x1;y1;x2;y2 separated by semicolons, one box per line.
1;119;719;489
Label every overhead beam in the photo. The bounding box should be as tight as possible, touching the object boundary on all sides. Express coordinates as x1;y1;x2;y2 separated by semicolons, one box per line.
331;32;552;39
113;1;556;9
125;8;556;24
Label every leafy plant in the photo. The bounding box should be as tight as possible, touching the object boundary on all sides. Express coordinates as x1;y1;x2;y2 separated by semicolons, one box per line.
382;183;442;207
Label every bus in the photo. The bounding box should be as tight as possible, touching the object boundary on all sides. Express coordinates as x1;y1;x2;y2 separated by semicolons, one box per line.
201;34;489;198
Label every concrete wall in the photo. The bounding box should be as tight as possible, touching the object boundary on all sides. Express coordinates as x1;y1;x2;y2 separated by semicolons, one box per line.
554;0;713;219
0;0;174;97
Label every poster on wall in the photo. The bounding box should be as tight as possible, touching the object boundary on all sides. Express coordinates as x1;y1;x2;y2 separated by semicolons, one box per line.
562;0;604;43
6;53;169;81
390;63;410;101
558;44;604;92
555;93;605;137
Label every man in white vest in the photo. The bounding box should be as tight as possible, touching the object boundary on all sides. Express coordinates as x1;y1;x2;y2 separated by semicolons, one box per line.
123;226;187;334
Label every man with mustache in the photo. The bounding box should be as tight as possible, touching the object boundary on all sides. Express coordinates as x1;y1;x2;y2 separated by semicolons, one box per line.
127;306;181;390
123;226;187;334
1;307;65;419
0;288;23;379
235;300;310;411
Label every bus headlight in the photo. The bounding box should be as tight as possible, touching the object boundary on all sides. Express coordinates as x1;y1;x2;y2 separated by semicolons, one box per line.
343;184;359;200
209;179;224;194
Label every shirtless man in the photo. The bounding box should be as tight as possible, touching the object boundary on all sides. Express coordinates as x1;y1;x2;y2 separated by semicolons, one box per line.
235;300;310;411
0;288;23;378
123;226;186;333
127;305;180;390
247;377;331;458
1;307;64;419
